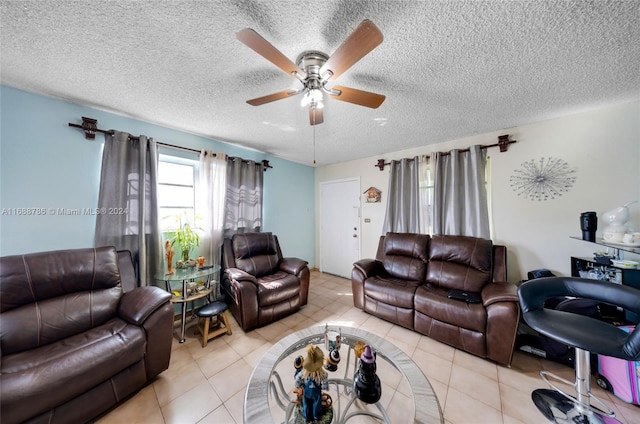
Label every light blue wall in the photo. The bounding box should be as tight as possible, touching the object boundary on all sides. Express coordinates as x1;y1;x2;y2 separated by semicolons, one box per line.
0;86;315;265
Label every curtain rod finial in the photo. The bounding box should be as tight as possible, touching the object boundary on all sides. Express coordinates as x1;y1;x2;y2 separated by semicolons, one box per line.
81;117;98;140
375;159;389;171
498;135;514;152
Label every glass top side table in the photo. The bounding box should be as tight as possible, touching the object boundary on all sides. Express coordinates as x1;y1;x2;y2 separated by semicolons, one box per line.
244;325;443;423
154;265;220;343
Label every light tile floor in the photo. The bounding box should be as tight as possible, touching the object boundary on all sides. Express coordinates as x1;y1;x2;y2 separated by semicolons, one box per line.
97;271;640;424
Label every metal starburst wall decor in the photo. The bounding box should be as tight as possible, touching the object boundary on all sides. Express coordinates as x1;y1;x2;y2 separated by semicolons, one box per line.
510;157;577;201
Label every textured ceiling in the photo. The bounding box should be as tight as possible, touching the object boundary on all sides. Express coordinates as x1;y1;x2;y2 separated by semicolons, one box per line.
1;1;639;166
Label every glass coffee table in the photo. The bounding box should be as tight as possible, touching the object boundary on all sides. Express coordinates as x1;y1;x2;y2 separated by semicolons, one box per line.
244;325;443;423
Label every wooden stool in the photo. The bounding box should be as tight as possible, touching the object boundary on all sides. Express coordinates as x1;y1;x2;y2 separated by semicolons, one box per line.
195;301;232;347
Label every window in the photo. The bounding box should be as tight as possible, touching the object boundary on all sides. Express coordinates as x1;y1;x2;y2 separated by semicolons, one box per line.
418;156;492;236
157;155;197;231
418;158;434;235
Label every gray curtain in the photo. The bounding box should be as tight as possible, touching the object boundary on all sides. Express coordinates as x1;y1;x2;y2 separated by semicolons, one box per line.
431;145;490;238
95;131;161;286
224;157;263;237
382;156;420;234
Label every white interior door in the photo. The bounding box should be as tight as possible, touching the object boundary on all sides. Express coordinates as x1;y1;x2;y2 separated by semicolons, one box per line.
320;178;361;278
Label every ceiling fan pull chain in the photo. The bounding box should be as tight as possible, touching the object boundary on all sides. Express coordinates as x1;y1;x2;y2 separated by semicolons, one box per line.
313;124;316;165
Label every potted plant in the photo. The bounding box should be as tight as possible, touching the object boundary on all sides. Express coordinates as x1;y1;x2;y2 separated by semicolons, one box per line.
166;213;202;262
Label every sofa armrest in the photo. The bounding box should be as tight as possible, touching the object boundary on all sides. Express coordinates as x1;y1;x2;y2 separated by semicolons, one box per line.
223;268;259;330
226;267;258;284
279;257;308;275
482;282;520;366
353;259;384;279
351;259;384;310
481;282;519;307
279;259;310;306
119;286;172;325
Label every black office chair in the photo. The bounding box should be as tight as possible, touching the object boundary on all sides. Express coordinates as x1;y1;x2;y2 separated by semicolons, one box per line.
518;277;640;424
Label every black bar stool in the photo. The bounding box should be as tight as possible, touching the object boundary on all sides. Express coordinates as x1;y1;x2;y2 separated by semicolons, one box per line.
518;277;640;424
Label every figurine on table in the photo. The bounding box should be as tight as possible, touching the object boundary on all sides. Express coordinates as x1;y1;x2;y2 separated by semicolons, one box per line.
294;344;332;423
324;349;340;372
353;344;381;404
165;240;175;274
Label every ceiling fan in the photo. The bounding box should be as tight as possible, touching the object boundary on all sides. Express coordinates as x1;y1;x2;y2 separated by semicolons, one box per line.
237;19;385;126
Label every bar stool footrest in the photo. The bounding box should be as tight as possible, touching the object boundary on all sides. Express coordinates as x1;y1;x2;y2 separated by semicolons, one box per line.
532;389;621;424
540;371;615;418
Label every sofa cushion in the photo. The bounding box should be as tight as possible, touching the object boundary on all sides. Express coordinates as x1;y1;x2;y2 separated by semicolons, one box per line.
257;271;300;306
0;247;121;311
233;233;280;277
414;311;487;358
0;247;123;355
414;285;487;333
1;317;146;422
381;232;429;281
364;295;415;329
426;235;493;292
364;276;423;309
1;287;122;356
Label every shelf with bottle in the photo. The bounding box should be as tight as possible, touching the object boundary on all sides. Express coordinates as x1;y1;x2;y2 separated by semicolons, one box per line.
570;236;640;256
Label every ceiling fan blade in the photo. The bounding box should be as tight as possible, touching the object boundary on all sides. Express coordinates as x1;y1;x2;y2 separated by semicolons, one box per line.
309;106;324;125
328;86;385;109
237;28;306;80
246;89;302;106
320;20;383;83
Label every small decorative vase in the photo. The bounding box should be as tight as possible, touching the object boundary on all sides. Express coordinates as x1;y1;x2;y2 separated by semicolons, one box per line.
353;345;381;404
181;249;190;262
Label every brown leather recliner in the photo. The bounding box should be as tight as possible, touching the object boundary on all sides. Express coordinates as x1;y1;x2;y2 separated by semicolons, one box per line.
0;246;173;424
352;232;520;366
222;232;310;331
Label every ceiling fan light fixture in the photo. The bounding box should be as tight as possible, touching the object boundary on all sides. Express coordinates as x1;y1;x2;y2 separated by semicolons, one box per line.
301;88;323;107
238;20;385;124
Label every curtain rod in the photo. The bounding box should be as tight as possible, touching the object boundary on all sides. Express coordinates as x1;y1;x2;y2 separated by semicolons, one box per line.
375;134;516;171
68;116;273;170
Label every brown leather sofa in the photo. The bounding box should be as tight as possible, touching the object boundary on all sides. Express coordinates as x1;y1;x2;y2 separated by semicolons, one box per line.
352;232;520;366
0;246;173;424
222;232;310;331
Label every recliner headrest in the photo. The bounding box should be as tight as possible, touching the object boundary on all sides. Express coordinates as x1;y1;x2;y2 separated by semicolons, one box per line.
383;232;430;261
232;232;277;259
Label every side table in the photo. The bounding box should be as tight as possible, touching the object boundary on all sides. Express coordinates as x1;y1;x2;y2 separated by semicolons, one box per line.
154;266;220;343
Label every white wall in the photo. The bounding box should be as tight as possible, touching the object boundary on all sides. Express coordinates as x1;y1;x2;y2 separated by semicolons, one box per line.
315;100;640;283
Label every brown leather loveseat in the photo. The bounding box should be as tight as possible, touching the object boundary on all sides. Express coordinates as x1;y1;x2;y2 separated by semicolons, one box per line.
0;246;173;424
222;232;310;331
352;232;520;366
